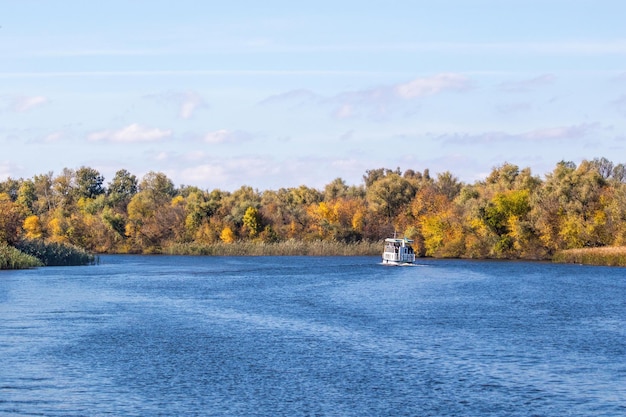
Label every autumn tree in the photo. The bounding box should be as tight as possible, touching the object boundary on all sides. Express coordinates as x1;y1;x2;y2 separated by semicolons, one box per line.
410;185;465;257
459;164;543;258
23;215;43;239
532;160;610;252
242;206;263;238
366;172;416;230
0;193;24;244
125;172;180;252
220;186;261;234
259;186;321;240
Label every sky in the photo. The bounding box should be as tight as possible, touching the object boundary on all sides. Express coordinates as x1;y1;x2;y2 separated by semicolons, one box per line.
2;0;626;191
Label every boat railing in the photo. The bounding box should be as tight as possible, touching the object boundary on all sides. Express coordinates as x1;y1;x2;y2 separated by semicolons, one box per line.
382;251;415;262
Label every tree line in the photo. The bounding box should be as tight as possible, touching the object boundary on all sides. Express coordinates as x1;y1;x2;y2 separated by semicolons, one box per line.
1;157;625;259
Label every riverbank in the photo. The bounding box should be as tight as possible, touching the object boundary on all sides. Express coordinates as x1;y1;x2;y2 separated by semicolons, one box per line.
6;238;626;269
552;246;626;267
165;239;381;256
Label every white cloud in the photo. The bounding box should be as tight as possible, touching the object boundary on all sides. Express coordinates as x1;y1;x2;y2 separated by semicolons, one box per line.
0;161;16;178
178;92;206;119
181;164;227;184
395;73;471;99
259;89;320;106
13;96;48;112
43;131;63;143
179;156;276;190
440;123;598;145
144;91;207;119
203;129;253;144
261;73;471;121
155;152;169;161
495;102;532;115
611;94;626;115
88;123;172;142
521;124;594;141
499;74;556;92
329;73;471;120
333;104;355;120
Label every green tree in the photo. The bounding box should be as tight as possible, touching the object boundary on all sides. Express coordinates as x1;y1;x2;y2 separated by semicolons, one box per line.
0;177;20;201
16;179;37;215
52;168;76;208
139;171;176;198
363;167;402;188
33;172;54;213
366;173;415;223
324;177;349;201
435;171;462;200
75;166;105;199
107;169;138;210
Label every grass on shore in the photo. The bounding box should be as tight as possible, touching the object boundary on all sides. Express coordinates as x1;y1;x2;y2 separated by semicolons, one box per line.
165;239;381;257
552;246;626;267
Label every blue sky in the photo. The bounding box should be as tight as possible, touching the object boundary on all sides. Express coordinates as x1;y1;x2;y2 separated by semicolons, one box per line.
2;0;625;190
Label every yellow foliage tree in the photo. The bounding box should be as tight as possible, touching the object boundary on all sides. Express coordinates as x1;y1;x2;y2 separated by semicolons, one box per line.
220;226;235;244
48;216;68;244
171;195;185;206
242;206;263;238
23;215;43;239
351;209;364;232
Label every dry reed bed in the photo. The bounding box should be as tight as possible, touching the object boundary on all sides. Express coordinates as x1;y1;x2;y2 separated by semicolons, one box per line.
553;246;626;267
165;239;381;257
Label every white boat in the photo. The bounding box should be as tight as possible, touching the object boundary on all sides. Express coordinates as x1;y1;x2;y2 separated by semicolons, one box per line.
382;237;416;265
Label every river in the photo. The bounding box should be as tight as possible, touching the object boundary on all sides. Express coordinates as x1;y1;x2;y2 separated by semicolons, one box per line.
1;255;624;416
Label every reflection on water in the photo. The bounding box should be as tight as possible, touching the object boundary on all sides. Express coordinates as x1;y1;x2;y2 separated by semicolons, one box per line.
1;256;625;416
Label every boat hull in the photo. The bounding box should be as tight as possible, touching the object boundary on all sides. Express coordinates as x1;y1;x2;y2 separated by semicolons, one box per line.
381;258;414;266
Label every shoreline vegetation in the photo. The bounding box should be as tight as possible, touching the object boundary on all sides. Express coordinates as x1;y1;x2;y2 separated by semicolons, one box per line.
0;243;43;269
165;241;626;267
0;240;96;270
553;247;626;267
3;158;626;268
164;239;381;257
3;239;626;269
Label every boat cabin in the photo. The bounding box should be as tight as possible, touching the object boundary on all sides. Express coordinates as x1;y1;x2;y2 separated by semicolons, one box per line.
382;237;416;265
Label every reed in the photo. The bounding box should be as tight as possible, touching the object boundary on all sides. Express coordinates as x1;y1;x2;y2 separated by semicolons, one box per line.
164;239;381;257
0;243;43;270
16;239;97;266
552;246;626;267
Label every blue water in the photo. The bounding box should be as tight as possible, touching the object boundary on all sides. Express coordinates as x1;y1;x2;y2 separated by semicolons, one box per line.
1;256;624;416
